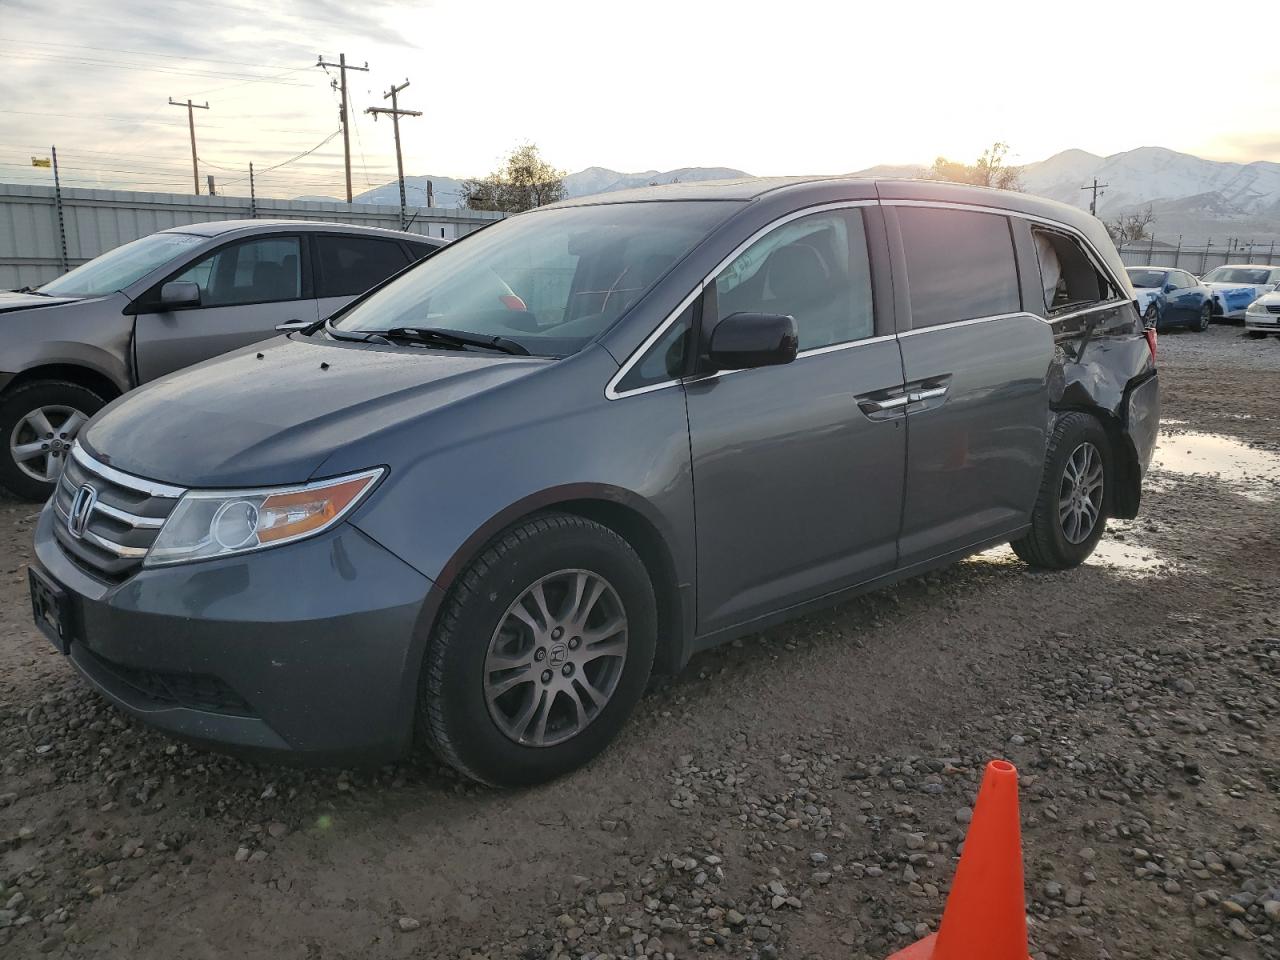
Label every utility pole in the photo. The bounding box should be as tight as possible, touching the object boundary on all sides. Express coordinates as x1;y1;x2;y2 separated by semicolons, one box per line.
249;162;257;219
206;174;216;196
365;79;422;229
1080;178;1109;216
317;53;369;203
168;97;210;195
33;148;68;273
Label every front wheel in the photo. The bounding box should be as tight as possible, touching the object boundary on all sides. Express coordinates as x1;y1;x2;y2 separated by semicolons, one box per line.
0;380;106;501
1144;303;1159;327
419;513;656;787
1194;302;1211;332
1011;412;1110;570
1246;330;1268;340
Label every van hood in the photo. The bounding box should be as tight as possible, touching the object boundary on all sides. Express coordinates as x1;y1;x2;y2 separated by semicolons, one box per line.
81;334;552;487
0;290;82;313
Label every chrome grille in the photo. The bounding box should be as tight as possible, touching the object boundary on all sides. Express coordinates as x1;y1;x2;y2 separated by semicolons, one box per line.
52;445;186;578
1267;304;1280;314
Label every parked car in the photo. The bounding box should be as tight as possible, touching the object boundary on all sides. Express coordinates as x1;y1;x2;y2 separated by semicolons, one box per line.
1;221;444;499
1200;264;1280;319
1125;266;1212;331
29;178;1159;786
1244;290;1280;338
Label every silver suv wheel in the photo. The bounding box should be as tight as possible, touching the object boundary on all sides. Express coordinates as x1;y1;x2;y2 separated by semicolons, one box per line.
9;404;87;484
1059;441;1104;544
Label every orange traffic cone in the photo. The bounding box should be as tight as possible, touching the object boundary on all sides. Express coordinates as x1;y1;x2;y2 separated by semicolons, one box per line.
887;759;1029;960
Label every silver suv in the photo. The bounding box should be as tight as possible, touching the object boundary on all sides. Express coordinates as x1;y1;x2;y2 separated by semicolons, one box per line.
1;220;443;499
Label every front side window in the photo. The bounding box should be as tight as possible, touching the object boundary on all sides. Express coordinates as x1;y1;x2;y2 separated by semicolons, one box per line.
712;209;874;350
898;208;1020;327
38;232;205;298
314;235;410;298
172;237;301;307
333;201;738;358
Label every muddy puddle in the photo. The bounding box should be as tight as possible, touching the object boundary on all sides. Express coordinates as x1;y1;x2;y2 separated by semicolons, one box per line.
1151;430;1280;502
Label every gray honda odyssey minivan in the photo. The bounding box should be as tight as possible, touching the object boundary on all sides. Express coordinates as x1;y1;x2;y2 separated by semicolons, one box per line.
29;177;1160;786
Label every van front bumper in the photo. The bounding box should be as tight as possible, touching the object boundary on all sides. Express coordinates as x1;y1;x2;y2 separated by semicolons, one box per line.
31;501;435;764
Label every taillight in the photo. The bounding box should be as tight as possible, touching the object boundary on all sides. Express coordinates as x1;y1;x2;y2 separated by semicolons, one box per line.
1144;327;1158;361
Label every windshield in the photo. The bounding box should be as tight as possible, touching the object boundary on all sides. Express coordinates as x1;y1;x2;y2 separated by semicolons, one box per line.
332;201;739;357
38;232;205;298
1202;267;1271;285
1126;268;1167;289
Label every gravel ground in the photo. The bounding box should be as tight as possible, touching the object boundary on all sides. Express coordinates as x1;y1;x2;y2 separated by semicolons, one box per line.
1;323;1278;960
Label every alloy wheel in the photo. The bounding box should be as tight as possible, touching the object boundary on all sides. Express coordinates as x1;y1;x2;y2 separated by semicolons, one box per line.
1059;441;1104;544
1197;304;1211;331
9;404;87;484
483;568;628;748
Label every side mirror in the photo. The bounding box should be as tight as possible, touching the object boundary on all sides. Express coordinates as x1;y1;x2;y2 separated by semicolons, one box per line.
706;312;798;371
159;280;201;309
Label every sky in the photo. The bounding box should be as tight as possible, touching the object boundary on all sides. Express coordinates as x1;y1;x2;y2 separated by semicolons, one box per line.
2;0;1278;201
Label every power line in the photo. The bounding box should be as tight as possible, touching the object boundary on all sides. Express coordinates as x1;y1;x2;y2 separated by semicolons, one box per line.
0;37;304;71
7;50;313;86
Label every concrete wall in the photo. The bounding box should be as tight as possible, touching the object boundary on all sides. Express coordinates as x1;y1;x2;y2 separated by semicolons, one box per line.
0;182;504;289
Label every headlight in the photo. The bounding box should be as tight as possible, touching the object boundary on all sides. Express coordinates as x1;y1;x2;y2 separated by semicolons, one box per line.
1247;301;1267;314
145;468;384;566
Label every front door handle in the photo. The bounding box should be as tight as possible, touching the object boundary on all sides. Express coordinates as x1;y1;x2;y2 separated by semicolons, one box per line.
907;386;948;403
857;394;909;415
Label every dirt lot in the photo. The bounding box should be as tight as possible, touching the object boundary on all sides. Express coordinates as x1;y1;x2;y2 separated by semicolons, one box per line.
2;325;1278;960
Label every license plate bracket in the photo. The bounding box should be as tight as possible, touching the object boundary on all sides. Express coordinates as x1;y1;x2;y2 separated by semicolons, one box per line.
29;567;74;655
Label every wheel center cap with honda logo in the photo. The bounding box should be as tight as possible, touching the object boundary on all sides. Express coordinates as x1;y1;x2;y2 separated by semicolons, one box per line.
548;643;568;666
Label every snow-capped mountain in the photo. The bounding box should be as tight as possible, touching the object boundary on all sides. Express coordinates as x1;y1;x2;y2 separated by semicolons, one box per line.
348;148;1280;241
353;166;749;206
1019;146;1280;240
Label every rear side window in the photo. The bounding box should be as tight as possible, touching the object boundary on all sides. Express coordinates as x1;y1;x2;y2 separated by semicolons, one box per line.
1032;227;1116;313
314;235;410;298
897;208;1019;327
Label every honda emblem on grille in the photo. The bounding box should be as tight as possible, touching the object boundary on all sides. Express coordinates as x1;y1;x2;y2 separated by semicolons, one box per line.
67;483;98;539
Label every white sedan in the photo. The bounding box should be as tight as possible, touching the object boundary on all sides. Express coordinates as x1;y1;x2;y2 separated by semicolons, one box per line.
1201;264;1280;319
1245;290;1280;338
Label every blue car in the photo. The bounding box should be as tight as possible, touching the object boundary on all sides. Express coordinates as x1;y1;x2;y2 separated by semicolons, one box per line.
1125;266;1213;331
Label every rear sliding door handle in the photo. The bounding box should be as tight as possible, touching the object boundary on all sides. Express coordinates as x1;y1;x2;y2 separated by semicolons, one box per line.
907;386;948;403
857;395;909;414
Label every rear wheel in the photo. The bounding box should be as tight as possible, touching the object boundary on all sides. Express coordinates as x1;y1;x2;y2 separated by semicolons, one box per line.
1194;302;1211;332
1011;412;1110;570
0;380;105;501
419;513;656;786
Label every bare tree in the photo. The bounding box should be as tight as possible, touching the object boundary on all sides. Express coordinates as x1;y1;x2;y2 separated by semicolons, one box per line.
928;141;1023;191
1106;205;1157;244
462;143;567;213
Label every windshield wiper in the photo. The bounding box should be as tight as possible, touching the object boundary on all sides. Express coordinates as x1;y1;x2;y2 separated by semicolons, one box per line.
374;326;530;356
13;286;51;296
323;318;377;343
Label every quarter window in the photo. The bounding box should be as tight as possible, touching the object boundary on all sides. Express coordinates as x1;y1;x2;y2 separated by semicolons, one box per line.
314;235;411;298
171;236;301;307
615;302;694;393
898;208;1020;327
712;209;874;351
1031;227;1117;313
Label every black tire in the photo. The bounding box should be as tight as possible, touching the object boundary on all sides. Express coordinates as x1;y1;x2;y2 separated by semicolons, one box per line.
1194;303;1211;332
419;513;657;787
1246;330;1268;340
1144;303;1159;326
0;380;106;501
1010;412;1111;570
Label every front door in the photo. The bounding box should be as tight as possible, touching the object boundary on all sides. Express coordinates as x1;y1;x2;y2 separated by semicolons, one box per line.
135;234;317;382
686;206;906;635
